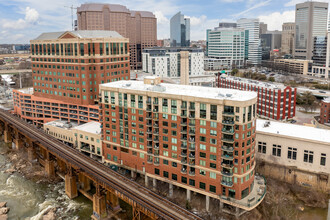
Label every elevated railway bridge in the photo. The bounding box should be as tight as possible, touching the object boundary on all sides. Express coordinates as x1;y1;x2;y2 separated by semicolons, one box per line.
0;109;203;220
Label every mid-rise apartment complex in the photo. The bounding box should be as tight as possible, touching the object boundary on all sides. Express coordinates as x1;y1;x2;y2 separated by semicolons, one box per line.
294;1;328;60
170;12;190;47
99;77;265;213
315;97;330;129
77;3;157;69
13;30;130;126
206;26;246;68
142;47;204;77
237;18;262;65
217;75;297;120
274;59;312;75
281;22;295;55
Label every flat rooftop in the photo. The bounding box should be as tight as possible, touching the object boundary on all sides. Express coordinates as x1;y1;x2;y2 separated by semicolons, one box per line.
220;74;287;90
257;119;330;144
45;120;78;129
100;80;257;102
74;121;101;135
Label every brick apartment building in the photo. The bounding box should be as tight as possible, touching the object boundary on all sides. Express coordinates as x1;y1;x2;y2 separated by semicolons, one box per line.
77;3;157;70
13;30;130;126
217;75;297;120
98;76;266;214
315;97;330;129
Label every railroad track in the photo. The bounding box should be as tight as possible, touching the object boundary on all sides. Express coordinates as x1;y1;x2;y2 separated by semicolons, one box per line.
0;109;203;220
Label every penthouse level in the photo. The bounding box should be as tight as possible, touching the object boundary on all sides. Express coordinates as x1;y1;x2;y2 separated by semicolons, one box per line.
98;77;266;215
217;75;296;120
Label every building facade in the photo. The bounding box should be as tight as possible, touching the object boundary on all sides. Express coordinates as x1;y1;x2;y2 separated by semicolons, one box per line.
217;75;297;120
237;18;262;65
99;77;266;213
170;12;190;47
142;47;204;78
274;59;312;75
281;22;295;55
256;119;330;191
260;31;282;60
315;97;330;127
77;3;157;69
44;120;102;160
294;1;328;60
13;30;130;126
206;27;246;68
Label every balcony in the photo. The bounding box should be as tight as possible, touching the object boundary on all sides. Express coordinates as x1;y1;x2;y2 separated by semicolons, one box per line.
222;138;234;143
181;129;187;134
181;168;187;174
147;137;152;141
188;114;195;119
189;106;195;111
222;128;234;134
189;146;196;151
222;111;235;116
189;138;195;143
221;181;233;187
153;101;159;105
189;130;195;135
222;146;234;152
188;123;195;127
188;154;195;159
180;121;187;126
147;150;153;155
154;160;160;166
147;158;153;164
146;130;152;134
181;152;187;157
222;154;234;160
146;107;152;112
154;145;159;149
147;144;153;148
153;138;159;143
181;113;187;118
221;170;233;176
181;105;187;109
146;123;152;127
181;159;187;164
189;170;195;176
222;120;235;125
181;145;187;150
153;131;159;136
146;114;152;119
147;100;152;104
153;124;159;128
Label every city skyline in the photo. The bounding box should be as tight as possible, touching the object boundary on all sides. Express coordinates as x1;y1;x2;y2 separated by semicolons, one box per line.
0;0;324;44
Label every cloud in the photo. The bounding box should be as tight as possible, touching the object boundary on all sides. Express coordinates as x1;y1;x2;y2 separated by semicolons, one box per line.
2;6;39;30
154;11;169;24
259;10;295;31
285;0;329;7
234;0;272;17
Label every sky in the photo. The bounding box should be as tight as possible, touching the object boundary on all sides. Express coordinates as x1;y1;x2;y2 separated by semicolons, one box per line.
0;0;329;44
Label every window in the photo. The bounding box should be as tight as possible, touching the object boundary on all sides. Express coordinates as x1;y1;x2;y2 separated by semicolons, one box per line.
199;160;206;166
199;169;206;176
320;153;326;166
163;171;169;178
287;147;297;160
155;168;160;175
199;182;206;190
210;185;216;193
272;144;281;157
200;128;206;134
172;174;177;180
200;120;206;126
200;144;206;150
303;150;313;163
210;172;216;179
181;176;187;184
258;142;266;154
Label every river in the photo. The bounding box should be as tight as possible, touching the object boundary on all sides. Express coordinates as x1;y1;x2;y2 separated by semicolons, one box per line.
0;141;93;219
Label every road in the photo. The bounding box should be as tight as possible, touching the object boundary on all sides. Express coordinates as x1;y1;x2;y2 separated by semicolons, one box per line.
0;109;203;220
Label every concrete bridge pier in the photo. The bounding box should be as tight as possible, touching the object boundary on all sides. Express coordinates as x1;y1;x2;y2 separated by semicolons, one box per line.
107;191;121;212
57;159;67;174
79;173;91;191
13;129;23;150
44;151;55;177
27;147;36;161
65;172;78;199
3;124;11;144
92;188;107;219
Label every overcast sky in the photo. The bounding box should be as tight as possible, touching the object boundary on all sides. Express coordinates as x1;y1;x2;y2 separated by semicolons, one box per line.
0;0;329;43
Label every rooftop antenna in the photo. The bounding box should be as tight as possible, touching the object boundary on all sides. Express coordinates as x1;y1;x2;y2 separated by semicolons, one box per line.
65;5;77;31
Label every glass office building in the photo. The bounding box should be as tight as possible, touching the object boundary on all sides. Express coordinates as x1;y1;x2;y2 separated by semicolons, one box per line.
170;12;190;47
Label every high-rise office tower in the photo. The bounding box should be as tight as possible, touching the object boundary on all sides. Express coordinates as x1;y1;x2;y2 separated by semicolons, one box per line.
76;3;157;70
294;1;328;60
237;18;262;65
206;26;246;68
170;12;190;47
260;31;282;60
281;22;295;55
259;22;268;35
13;30;130;126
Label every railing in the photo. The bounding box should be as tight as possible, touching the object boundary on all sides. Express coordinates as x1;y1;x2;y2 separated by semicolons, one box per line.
221;154;234;160
222;128;234;134
222;120;234;125
221;163;234;168
222;111;235;115
221;146;234;151
221;181;233;187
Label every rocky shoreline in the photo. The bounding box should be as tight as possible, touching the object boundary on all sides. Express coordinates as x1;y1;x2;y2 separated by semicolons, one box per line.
0;146;60;220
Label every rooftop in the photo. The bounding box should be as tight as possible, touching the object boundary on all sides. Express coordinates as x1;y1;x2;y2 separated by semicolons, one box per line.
77;3;155;18
33;30;123;41
256;119;330;144
45;120;78;130
323;97;330;103
220;74;288;90
74;121;101;135
101;80;257;102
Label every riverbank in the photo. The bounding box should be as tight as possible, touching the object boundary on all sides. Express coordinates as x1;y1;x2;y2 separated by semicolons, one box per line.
0;141;92;219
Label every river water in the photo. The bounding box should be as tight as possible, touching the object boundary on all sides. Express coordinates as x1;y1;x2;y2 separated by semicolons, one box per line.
0;141;93;219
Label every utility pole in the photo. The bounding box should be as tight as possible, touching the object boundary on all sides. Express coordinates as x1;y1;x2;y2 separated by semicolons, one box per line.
65;5;77;31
